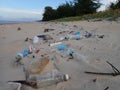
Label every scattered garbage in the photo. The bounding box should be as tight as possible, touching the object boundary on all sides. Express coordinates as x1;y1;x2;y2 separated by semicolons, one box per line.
15;49;31;62
12;24;107;90
73;53;88;63
8;70;70;89
58;31;68;34
8;81;22;90
33;36;39;44
8;80;37;89
27;70;70;88
33;35;53;43
35;50;40;54
74;31;80;35
29;45;34;53
84;31;92;38
59;37;68;41
49;42;62;47
44;28;55;33
61;48;74;58
25;37;32;42
57;45;67;50
67;31;82;40
37;34;53;40
59;37;65;41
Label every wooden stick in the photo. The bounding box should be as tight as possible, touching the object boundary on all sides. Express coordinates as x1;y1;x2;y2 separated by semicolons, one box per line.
84;71;117;76
106;61;120;73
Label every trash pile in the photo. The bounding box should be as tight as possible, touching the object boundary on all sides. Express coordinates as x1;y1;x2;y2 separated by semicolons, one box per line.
8;26;105;90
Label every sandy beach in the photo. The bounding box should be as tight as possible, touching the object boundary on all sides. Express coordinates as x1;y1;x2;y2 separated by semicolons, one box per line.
0;21;120;90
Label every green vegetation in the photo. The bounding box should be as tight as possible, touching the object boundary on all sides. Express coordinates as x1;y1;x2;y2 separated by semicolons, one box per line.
109;0;120;10
42;0;101;21
55;9;120;21
42;0;120;21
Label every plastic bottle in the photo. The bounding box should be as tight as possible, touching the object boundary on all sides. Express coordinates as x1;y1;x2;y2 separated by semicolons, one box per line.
49;42;62;47
16;50;30;61
68;34;81;40
28;70;70;88
73;53;89;64
57;45;67;50
61;48;74;57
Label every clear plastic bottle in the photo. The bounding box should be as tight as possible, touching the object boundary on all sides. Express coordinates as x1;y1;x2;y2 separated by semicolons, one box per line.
27;70;70;88
61;48;74;58
73;53;89;64
16;50;30;61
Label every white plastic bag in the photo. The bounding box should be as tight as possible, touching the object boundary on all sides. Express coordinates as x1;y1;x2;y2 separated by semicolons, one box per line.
33;36;39;44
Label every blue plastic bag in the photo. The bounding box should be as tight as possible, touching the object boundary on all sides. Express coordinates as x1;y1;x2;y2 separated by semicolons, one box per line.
57;45;67;50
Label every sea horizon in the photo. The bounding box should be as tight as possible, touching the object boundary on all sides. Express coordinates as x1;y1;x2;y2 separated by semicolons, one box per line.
0;19;41;24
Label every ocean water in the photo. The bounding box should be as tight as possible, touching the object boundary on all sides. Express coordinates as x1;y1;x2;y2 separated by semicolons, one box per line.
0;20;39;24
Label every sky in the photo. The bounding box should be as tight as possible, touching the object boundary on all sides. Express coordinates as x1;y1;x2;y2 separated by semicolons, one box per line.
0;0;117;21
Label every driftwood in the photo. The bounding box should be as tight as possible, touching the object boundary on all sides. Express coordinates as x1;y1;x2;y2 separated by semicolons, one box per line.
85;61;120;76
8;80;37;88
104;86;109;90
44;29;55;33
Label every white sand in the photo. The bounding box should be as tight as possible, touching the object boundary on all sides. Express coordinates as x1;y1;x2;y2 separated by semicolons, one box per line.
0;21;120;90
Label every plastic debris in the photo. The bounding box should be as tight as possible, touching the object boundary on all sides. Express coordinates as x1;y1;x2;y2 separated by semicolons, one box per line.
44;28;55;32
8;81;22;90
68;34;81;40
84;31;92;38
33;36;39;44
27;70;70;88
35;50;40;53
61;48;74;58
74;31;80;35
29;45;34;53
49;42;62;47
73;53;89;63
37;35;53;40
16;50;30;61
57;45;67;50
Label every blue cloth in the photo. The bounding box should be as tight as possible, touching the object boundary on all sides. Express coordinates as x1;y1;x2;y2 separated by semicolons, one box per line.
57;45;67;50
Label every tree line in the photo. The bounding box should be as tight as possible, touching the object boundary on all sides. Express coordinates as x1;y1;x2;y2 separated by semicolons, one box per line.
42;0;120;21
109;0;120;10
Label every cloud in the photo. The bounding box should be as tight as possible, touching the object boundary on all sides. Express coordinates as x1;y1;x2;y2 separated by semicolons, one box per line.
0;8;43;20
101;0;117;5
0;8;43;14
98;0;117;11
109;0;117;3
